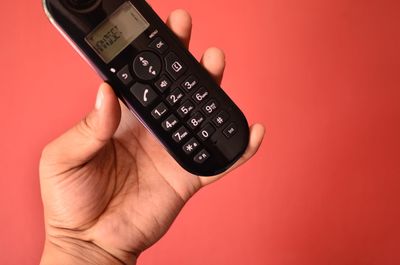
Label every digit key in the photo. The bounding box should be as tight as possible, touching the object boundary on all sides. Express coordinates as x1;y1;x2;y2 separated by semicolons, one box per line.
161;114;179;131
166;88;184;106
197;123;216;141
151;102;168;120
172;126;189;143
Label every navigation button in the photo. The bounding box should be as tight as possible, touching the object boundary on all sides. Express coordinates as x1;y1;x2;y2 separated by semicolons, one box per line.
130;83;157;107
133;51;161;81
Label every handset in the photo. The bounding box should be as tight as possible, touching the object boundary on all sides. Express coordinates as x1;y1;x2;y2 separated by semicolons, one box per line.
43;0;250;176
143;88;149;102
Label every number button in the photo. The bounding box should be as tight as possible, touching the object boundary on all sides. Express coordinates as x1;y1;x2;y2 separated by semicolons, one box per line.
117;65;133;85
154;75;172;93
197;123;216;141
177;100;195;118
212;111;230;127
194;149;210;164
181;76;198;92
130;83;158;107
182;138;200;155
162;114;179;131
166;88;184;106
151;102;168;120
165;52;187;80
202;99;218;116
149;37;168;54
172;126;189;143
187;112;205;130
192;87;209;103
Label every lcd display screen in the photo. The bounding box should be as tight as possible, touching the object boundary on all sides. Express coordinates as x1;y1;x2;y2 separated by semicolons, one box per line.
85;2;150;63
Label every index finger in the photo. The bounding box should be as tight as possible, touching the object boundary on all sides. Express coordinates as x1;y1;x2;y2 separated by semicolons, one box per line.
166;9;192;48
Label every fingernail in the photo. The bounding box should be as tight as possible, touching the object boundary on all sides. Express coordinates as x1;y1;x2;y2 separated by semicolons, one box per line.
95;86;104;110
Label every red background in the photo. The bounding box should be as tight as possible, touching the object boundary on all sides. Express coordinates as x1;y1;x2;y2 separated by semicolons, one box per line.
1;0;399;264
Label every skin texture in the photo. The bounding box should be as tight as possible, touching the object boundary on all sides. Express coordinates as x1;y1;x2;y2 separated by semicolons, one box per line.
40;10;265;265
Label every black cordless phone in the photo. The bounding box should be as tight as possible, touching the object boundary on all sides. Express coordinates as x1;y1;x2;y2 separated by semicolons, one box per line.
43;0;249;176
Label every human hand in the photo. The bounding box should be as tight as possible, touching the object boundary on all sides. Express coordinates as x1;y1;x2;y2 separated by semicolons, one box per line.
40;10;265;265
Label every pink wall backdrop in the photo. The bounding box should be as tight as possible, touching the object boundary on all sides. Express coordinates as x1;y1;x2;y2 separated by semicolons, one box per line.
1;0;399;264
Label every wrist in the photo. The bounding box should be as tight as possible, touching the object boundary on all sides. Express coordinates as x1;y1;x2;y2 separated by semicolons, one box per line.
41;237;137;265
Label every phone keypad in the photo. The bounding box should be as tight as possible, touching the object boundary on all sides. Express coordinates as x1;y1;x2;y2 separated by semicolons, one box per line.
117;35;238;165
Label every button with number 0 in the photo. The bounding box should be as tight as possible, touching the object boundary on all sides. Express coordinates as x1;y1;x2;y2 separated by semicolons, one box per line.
197;123;216;141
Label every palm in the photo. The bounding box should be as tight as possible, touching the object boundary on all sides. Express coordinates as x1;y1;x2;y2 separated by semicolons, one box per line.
87;104;203;253
44;104;205;256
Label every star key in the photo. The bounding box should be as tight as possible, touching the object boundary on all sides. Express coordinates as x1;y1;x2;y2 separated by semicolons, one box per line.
182;138;200;155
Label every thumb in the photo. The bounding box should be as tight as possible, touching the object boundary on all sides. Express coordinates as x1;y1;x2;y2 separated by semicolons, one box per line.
41;83;121;168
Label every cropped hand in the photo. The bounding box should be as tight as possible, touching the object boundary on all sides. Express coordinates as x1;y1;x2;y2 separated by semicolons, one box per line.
40;10;265;265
